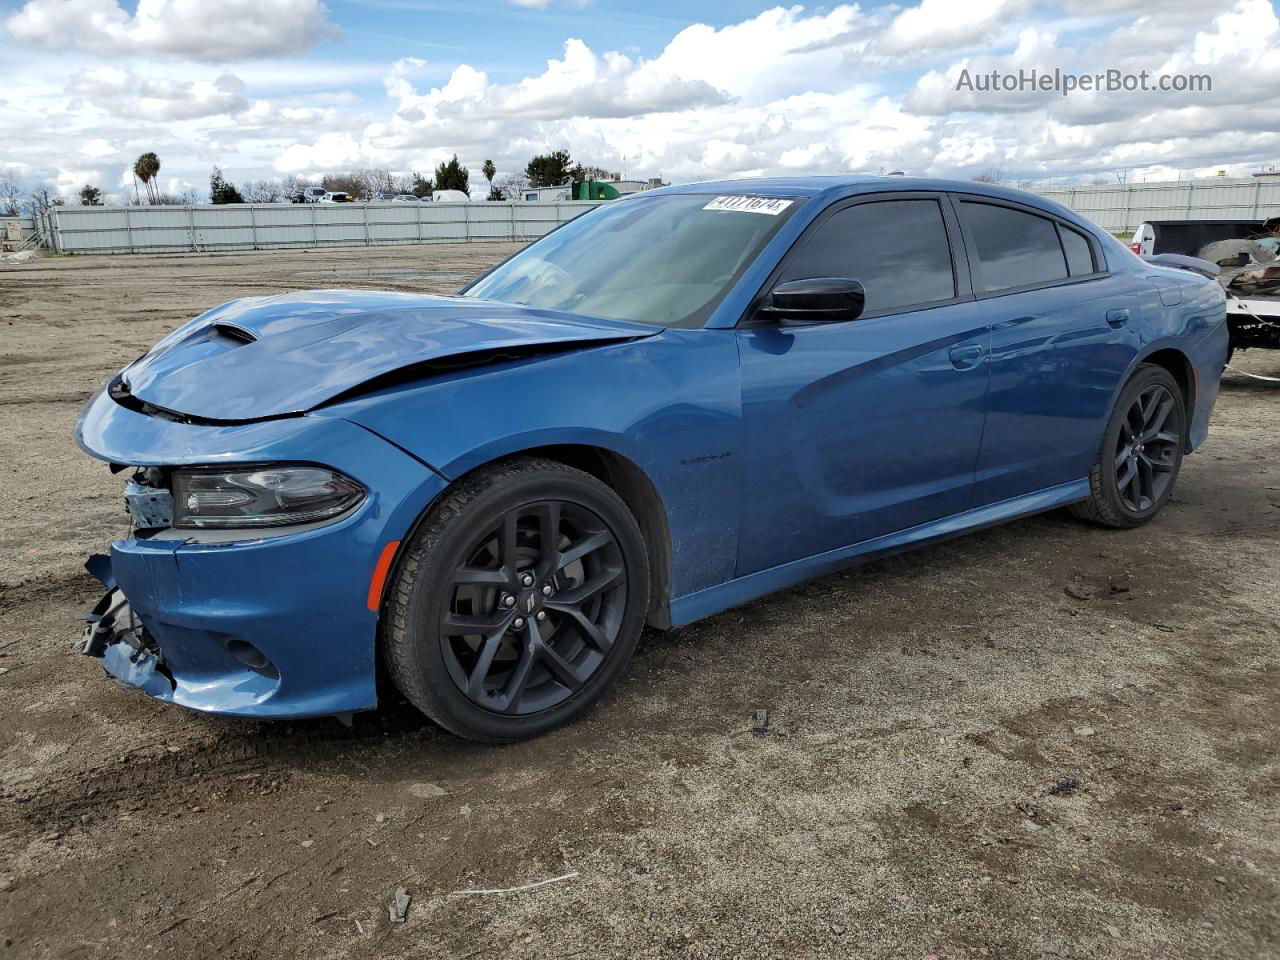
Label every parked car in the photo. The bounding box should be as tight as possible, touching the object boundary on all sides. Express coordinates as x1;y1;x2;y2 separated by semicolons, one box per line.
393;194;421;202
290;187;326;204
1130;217;1280;353
75;177;1227;741
321;191;353;203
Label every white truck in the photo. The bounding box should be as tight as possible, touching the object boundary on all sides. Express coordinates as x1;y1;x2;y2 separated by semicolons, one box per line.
1130;217;1280;354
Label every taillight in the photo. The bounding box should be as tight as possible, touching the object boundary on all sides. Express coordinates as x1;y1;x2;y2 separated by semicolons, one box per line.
1130;242;1141;254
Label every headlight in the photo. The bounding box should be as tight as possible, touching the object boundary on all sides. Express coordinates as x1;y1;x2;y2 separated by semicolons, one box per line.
172;465;365;529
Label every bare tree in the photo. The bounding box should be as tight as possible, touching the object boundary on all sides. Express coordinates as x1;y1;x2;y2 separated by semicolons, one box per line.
492;171;530;200
153;190;199;205
242;178;283;203
320;172;361;196
280;174;311;199
0;175;21;216
355;168;396;199
972;166;1004;184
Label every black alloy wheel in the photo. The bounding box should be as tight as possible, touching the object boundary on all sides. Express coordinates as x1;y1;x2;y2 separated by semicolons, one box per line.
384;458;649;742
440;500;626;715
1113;382;1181;512
1070;363;1187;528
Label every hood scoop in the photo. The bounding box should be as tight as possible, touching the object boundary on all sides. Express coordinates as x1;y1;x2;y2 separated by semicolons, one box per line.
118;290;655;423
207;322;258;346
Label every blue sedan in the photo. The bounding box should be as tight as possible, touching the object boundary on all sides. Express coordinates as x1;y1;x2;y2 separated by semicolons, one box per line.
75;177;1228;741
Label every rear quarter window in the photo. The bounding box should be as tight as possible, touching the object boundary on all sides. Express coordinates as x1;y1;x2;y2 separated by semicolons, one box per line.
960;201;1069;293
1060;225;1096;276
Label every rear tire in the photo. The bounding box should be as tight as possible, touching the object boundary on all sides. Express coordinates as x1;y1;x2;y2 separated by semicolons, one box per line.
384;457;649;743
1070;364;1186;529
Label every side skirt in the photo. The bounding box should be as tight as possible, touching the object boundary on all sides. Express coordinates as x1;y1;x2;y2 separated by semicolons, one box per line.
668;478;1090;628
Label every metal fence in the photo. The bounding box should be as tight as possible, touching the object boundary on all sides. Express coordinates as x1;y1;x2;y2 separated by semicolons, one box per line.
1036;177;1280;233
40;201;602;255
29;178;1280;254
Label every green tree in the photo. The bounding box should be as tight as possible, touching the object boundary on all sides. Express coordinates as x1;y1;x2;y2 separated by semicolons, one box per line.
525;149;574;188
409;171;432;198
133;152;161;204
433;154;469;195
78;184;104;205
209;166;245;204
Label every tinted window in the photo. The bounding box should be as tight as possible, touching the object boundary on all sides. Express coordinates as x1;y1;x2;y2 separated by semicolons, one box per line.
1060;225;1096;276
780;199;955;314
961;201;1068;292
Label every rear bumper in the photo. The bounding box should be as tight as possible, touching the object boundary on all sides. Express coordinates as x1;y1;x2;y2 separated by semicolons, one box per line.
75;388;447;718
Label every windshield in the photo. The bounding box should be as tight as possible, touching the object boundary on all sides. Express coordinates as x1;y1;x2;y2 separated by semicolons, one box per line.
462;193;801;328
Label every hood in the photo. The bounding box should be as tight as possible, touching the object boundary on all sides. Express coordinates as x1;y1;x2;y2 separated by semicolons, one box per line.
117;290;657;422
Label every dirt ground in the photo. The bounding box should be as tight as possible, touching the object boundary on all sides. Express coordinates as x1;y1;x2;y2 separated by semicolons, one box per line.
1;244;1277;960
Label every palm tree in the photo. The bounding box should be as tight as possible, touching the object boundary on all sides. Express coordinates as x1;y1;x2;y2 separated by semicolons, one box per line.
133;152;161;204
482;159;496;194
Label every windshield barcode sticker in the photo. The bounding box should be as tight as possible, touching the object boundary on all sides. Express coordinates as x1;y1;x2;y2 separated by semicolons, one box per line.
703;196;793;215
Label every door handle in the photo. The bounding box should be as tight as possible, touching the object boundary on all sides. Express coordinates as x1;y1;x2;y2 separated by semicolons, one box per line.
948;343;984;370
1106;308;1131;327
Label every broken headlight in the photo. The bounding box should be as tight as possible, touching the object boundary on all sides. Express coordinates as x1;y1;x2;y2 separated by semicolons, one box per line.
171;465;365;529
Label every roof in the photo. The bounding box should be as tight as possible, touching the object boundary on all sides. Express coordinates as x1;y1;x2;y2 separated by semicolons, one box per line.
657;174;1054;201
651;174;1094;230
658;175;882;198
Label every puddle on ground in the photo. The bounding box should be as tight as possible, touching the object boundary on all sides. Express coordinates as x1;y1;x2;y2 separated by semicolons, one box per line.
302;268;473;283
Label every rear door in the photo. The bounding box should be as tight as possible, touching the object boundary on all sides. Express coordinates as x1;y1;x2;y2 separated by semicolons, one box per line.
954;196;1138;506
734;193;991;576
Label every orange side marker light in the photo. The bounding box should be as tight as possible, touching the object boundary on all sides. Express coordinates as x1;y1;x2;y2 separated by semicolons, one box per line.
367;541;401;612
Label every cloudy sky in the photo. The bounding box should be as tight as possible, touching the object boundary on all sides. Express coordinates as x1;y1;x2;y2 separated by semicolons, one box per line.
2;0;1278;201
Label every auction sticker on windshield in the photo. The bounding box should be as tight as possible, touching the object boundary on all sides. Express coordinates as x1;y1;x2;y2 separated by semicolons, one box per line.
702;196;793;215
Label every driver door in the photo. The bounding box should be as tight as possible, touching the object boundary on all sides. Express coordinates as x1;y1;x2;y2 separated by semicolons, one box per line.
734;193;991;576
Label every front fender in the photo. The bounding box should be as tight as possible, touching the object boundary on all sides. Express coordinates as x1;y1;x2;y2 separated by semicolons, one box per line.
322;330;745;599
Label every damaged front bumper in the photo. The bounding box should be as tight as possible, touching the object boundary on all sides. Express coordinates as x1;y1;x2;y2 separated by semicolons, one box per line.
80;560;178;702
74;386;448;719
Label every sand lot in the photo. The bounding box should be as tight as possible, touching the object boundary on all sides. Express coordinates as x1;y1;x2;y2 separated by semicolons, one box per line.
1;245;1277;960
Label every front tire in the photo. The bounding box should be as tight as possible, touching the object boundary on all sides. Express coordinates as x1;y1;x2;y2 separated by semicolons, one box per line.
384;457;650;742
1070;364;1187;529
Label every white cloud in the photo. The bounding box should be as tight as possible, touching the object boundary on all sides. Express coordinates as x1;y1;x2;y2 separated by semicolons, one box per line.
905;28;1067;114
70;68;249;120
879;0;1030;54
2;0;1277;202
79;137;116;159
5;0;340;62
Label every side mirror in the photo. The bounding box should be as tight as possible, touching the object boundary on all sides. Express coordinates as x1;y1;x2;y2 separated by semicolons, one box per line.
760;277;866;324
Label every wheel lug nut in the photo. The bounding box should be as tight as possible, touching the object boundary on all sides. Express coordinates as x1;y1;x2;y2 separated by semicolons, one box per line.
541;584;553;596
501;594;515;607
512;617;525;630
520;573;534;587
535;611;547;622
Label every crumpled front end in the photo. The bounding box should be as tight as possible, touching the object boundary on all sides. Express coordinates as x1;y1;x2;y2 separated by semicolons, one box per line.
80;562;179;703
74;386;447;719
